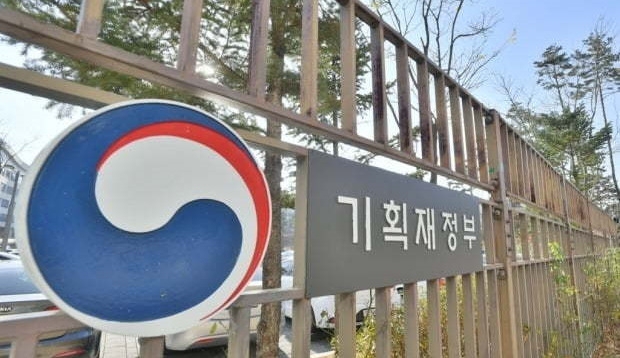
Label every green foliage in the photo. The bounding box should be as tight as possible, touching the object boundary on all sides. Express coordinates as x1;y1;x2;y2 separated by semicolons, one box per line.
280;190;295;209
534;45;576;111
582;249;620;357
547;242;581;357
535;107;611;194
1;0;218;115
509;29;620;208
547;243;620;357
335;281;468;358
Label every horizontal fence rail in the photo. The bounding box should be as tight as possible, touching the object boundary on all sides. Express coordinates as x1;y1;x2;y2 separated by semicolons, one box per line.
0;0;617;357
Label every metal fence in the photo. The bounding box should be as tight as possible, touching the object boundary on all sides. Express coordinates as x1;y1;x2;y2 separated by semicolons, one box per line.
0;0;617;357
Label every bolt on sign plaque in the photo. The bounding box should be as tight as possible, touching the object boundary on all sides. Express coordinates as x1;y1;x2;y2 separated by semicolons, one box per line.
305;150;482;297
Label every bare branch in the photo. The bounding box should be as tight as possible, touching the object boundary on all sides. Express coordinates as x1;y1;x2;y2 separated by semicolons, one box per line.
447;0;465;76
420;0;432;56
430;0;443;68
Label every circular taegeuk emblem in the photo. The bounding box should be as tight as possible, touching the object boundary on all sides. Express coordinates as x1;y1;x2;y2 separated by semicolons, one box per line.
15;100;271;336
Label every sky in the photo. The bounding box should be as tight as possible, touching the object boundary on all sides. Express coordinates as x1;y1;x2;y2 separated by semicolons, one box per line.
471;0;620;114
0;0;619;166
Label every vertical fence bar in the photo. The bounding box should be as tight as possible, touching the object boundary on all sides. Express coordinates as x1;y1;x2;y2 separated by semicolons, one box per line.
176;0;203;73
538;262;551;354
531;153;539;206
486;110;519;357
435;74;450;167
520;214;530;262
502;130;517;194
9;336;38;358
534;154;543;207
514;135;525;198
247;0;270;99
427;279;442;357
508;131;519;196
293;156;311;358
446;276;461;358
396;42;412;153
462;95;477;179
300;0;318;119
521;140;531;203
370;23;387;143
512;265;525;358
476;270;490;358
487;268;503;357
483;203;501;355
449;85;465;173
528;148;537;204
560;177;583;356
531;217;541;259
462;273;477;358
417;60;434;162
228;307;251;358
335;292;355;358
76;0;104;38
499;124;512;196
404;282;420;358
542;165;549;210
542;220;550;258
483;204;497;264
531;263;543;356
543;160;549;210
544;260;556;346
296;9;316;355
553;173;562;217
474;105;488;183
526;240;541;355
549;224;560;335
375;286;392;358
139;337;164;358
519;265;532;358
547;166;554;211
554;173;561;215
340;0;356;133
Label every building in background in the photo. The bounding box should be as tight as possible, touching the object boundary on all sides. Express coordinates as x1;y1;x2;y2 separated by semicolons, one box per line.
0;141;28;250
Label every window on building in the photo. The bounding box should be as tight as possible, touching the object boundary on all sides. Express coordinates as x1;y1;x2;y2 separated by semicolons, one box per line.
0;199;9;208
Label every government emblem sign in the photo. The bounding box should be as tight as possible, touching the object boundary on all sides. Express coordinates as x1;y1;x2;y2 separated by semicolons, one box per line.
15;100;271;336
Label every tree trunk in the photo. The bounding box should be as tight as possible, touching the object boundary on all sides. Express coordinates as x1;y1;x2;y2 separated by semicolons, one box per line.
257;135;282;358
256;1;285;355
598;85;620;201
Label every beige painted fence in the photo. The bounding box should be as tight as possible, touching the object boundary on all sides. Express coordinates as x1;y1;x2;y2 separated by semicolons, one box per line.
0;0;617;357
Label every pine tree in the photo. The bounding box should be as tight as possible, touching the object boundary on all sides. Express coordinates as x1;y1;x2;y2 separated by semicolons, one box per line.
534;45;575;112
573;28;620;202
536;107;611;195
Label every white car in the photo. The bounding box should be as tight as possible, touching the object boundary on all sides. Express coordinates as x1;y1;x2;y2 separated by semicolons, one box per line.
280;251;401;329
163;270;263;351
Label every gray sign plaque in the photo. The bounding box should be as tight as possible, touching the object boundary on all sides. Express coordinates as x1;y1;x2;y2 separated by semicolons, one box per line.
305;150;483;297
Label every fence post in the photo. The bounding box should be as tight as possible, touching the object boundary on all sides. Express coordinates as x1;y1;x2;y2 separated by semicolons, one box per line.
485;110;518;357
138;337;164;358
176;0;203;73
247;0;270;100
292;155;311;358
76;0;104;38
560;177;584;355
